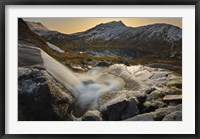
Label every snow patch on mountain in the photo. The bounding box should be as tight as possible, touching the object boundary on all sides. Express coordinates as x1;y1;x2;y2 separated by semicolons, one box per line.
47;42;64;53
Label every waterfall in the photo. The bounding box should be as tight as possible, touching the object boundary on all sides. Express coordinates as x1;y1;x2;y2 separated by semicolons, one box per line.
41;50;124;117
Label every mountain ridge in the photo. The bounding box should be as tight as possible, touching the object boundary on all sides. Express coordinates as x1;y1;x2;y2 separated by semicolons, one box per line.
23;20;182;60
25;20;181;50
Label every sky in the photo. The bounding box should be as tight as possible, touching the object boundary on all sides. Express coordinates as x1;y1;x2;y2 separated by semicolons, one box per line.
23;18;182;34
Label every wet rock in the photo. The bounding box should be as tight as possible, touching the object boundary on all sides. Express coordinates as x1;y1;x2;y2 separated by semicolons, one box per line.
139;101;158;113
121;97;139;120
18;67;75;121
143;87;156;94
99;94;140;121
126;91;147;104
69;64;86;72
153;100;166;108
147;63;182;72
107;64;144;90
103;64;182;121
99;96;128;121
162;111;182;121
163;95;182;104
117;71;141;90
125;113;154;121
82;110;102;121
147;90;165;101
158;87;182;96
99;91;126;107
140;100;166;113
87;65;92;69
150;72;168;79
166;80;182;89
150;104;182;121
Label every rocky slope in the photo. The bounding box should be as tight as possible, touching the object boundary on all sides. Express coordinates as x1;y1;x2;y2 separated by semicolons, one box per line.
18;62;182;121
96;64;182;121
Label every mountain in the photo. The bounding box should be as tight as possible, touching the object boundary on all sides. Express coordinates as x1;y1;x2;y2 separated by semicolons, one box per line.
71;21;182;54
27;20;181;49
26;21;48;31
25;20;61;38
25;21;69;47
18;18;47;48
75;21;181;43
24;20;182;60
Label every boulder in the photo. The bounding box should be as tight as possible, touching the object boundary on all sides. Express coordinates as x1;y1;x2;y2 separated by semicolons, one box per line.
162;111;182;121
147;90;165;101
126;91;147;104
158;87;182;96
166;80;182;89
149;72;168;79
107;64;143;90
18;67;75;121
99;94;140;121
139;101;158;113
99;97;128;121
140;100;167;113
98;91;126;107
147;63;182;72
121;97;139;120
150;104;182;121
82;110;102;121
143;87;156;94
125;113;154;121
118;71;141;90
163;95;182;104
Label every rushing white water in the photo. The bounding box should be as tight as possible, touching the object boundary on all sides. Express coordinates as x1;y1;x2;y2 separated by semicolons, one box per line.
41;50;125;117
41;51;82;97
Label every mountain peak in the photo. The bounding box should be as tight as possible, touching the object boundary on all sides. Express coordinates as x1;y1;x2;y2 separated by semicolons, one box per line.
108;20;125;26
96;20;126;28
25;21;48;31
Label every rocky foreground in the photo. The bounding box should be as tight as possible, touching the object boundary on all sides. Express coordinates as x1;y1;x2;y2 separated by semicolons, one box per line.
18;64;182;121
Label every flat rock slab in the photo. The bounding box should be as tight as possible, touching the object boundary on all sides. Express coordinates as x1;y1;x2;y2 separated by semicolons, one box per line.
162;111;182;121
124;113;154;121
150;104;182;120
163;95;182;101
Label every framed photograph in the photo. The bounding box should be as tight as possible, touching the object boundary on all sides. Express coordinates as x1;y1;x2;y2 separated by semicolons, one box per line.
0;0;200;138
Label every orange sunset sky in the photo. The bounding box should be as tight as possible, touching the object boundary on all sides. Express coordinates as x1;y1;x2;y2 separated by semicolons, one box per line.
23;18;182;34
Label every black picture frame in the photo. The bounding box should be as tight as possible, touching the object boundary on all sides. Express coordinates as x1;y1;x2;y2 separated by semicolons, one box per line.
0;0;200;138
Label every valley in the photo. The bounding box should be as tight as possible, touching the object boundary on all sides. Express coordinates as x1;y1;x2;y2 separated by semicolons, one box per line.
18;18;182;121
